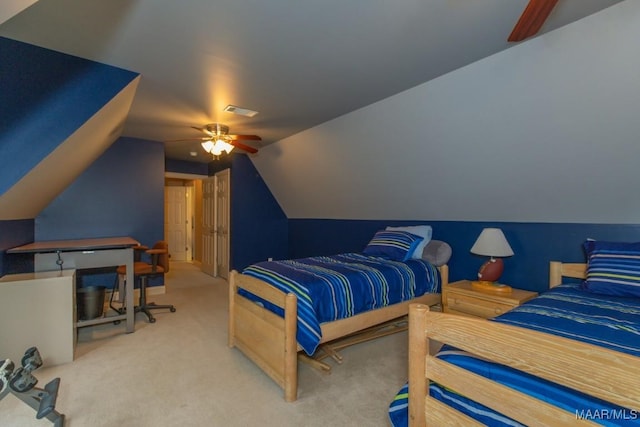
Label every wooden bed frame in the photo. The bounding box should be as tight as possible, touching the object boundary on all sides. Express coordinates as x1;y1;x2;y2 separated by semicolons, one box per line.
407;261;640;426
228;264;449;402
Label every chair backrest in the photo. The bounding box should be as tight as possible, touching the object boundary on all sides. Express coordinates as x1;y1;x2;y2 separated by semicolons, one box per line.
152;240;170;274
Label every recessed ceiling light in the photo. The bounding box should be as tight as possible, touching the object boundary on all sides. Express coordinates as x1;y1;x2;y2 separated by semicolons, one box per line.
224;105;259;117
189;151;198;157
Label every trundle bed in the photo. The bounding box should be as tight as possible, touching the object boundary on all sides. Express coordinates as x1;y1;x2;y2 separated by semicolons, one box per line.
401;253;640;426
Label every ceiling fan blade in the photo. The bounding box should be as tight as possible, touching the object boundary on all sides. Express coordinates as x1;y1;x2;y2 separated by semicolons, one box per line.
228;134;262;141
191;126;214;136
165;136;211;143
508;0;559;42
229;140;259;154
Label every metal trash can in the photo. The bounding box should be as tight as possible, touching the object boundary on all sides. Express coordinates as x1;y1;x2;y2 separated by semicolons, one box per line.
76;286;106;320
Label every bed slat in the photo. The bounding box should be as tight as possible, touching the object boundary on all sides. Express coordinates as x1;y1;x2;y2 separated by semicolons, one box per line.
320;293;439;343
425;312;640;410
424;396;483;426
427;356;600;426
232;271;288;308
549;261;586;287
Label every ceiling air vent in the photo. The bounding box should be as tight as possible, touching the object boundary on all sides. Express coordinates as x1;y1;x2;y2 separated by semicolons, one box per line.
223;105;259;117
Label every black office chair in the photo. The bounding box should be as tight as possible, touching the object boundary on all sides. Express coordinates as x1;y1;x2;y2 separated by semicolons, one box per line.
113;241;176;323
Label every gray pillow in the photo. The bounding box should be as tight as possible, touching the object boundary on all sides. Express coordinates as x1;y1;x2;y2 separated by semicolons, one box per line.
421;240;452;266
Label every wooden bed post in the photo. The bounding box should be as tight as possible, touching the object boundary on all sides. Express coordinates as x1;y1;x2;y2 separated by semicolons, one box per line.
408;303;429;427
550;261;586;288
228;270;237;348
549;261;562;288
438;264;449;288
284;293;298;402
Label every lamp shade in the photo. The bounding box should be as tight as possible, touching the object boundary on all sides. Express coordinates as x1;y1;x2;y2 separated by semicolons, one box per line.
470;228;514;258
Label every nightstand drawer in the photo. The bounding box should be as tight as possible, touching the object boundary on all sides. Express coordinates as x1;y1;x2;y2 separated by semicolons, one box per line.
446;293;514;319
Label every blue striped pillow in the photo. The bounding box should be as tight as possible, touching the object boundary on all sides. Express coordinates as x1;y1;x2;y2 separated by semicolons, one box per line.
363;230;424;262
583;240;640;298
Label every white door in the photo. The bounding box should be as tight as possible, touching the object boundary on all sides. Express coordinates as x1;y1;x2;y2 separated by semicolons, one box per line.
215;169;231;279
166;186;188;261
201;177;216;276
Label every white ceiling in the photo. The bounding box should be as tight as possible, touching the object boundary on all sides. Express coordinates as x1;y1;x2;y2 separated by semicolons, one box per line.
0;0;622;163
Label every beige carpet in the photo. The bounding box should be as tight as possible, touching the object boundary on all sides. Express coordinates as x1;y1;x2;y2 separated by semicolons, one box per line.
1;262;411;426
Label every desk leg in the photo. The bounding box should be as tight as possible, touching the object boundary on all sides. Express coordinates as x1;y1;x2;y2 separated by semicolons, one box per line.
125;248;135;333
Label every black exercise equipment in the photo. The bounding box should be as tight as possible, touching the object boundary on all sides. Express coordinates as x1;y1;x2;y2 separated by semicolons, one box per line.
0;347;65;426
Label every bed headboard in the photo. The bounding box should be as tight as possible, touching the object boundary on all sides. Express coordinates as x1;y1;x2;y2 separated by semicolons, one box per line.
549;261;586;288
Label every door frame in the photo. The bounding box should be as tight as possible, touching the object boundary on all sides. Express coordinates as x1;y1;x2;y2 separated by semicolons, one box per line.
165;172;208;265
214;168;231;279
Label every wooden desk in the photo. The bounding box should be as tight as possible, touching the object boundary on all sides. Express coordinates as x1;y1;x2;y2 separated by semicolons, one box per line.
7;237;139;333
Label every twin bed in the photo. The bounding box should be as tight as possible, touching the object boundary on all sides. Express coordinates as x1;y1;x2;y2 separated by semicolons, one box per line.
228;227;449;401
400;245;640;426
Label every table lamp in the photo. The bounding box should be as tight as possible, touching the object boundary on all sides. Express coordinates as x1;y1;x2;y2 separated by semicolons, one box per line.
470;228;514;292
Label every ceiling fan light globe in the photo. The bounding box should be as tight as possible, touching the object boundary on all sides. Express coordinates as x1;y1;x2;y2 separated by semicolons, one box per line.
188;124;259;159
201;140;214;153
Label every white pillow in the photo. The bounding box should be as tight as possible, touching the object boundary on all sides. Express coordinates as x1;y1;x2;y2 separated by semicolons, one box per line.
385;225;432;259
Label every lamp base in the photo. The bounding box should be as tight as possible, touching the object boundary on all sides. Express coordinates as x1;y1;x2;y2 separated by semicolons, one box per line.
477;258;505;282
471;281;512;293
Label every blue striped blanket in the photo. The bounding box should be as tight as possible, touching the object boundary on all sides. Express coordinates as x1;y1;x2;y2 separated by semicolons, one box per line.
389;284;640;426
241;253;440;355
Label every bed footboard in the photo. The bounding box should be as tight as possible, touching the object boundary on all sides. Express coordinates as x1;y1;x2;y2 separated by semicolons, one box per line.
408;305;640;426
228;271;299;401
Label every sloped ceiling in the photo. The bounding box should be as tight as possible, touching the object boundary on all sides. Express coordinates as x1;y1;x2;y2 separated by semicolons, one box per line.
0;0;37;25
0;0;622;162
252;1;640;224
0;0;633;225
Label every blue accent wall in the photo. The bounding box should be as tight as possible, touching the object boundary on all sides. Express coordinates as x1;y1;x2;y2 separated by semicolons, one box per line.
0;36;138;196
165;158;209;176
289;219;640;293
209;155;288;271
35;137;164;246
0;219;34;275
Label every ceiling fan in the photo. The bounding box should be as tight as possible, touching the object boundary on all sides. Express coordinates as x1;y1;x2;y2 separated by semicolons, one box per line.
508;0;559;42
168;123;261;156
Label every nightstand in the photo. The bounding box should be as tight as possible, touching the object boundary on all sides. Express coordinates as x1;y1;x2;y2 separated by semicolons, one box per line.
442;280;538;319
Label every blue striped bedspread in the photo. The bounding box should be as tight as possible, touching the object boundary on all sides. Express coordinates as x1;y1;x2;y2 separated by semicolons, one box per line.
241;253;440;355
493;283;640;356
389;284;640;427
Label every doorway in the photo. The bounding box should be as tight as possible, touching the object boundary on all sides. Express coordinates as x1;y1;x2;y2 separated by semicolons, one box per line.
165;185;193;262
165;175;204;266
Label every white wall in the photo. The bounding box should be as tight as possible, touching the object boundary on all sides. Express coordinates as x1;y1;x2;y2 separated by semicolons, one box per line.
252;1;640;224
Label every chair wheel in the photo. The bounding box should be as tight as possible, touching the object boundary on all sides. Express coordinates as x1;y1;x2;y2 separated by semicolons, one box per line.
170;307;176;312
149;317;156;323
